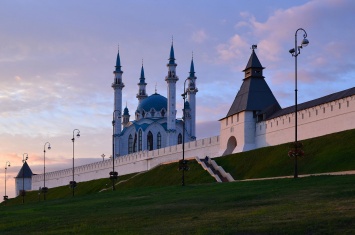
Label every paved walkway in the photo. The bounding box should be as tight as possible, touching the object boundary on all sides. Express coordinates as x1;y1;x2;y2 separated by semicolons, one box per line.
239;170;355;182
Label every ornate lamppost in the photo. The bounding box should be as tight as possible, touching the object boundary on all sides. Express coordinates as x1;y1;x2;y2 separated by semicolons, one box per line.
288;28;309;178
179;78;191;186
3;161;11;203
42;142;51;200
22;153;28;204
110;110;120;190
70;129;80;196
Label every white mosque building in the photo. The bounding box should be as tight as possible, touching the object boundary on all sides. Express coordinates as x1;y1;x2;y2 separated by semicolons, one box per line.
112;44;198;157
19;42;355;193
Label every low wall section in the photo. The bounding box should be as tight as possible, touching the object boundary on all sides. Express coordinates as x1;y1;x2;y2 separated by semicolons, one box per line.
32;136;220;189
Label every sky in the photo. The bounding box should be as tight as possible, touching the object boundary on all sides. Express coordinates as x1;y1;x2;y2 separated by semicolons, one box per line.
1;0;354;199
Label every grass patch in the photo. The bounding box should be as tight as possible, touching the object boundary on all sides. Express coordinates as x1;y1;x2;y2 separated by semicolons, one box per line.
215;129;355;179
1;175;355;234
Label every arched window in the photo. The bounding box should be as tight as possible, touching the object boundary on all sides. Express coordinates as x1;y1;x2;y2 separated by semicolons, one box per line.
147;131;153;151
157;132;161;149
178;133;182;144
128;134;133;154
138;129;142;151
133;133;137;153
161;109;166;117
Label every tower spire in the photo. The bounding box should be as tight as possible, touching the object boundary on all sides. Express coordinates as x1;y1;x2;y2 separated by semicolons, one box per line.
137;59;148;103
189;53;195;77
115;44;122;72
168;39;176;65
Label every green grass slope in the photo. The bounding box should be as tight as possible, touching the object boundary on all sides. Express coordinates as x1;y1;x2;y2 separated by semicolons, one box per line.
4;160;214;206
1;175;355;234
215;129;355;180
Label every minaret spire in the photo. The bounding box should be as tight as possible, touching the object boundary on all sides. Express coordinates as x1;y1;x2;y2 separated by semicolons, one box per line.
137;59;148;103
115;44;122;72
169;39;176;65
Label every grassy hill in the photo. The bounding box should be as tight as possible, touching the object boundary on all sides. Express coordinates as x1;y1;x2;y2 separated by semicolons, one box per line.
215;129;355;180
1;175;355;234
4;160;214;206
2;129;355;234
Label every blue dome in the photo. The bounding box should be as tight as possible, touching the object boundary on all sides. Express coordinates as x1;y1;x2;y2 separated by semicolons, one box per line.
137;93;167;113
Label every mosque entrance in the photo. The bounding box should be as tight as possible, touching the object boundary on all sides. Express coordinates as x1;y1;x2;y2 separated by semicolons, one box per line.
223;136;237;155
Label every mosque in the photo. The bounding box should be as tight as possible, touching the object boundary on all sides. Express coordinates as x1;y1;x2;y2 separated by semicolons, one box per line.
112;44;198;157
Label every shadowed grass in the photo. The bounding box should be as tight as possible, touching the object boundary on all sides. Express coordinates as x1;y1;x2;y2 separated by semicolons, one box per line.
1;175;355;234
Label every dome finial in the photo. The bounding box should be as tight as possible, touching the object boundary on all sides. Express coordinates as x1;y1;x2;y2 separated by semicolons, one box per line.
155;82;157;94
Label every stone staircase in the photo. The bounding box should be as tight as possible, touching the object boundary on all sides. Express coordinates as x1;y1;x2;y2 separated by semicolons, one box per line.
196;156;234;183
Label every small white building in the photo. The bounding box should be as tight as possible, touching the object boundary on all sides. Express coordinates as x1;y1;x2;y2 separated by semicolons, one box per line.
15;162;33;196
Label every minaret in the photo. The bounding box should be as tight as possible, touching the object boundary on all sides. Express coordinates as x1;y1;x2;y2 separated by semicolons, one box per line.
136;61;148;104
187;56;198;140
165;42;179;146
112;47;125;149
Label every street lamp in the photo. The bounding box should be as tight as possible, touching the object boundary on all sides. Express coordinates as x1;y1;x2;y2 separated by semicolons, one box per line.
179;78;192;186
42;142;51;200
289;28;309;178
3;161;11;204
101;154;105;161
70;129;80;196
22;153;28;204
110;110;120;190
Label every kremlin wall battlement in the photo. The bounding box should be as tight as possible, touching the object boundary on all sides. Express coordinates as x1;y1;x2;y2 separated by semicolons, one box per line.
32;136;220;189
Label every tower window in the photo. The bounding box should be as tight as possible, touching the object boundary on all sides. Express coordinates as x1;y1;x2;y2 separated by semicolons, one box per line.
147;131;153;151
331;105;333;111
128;135;133;154
316;110;318;115
178;133;182;144
323;108;325;113
347;101;350;107
237;114;239;122
339;103;341;109
157;132;162;149
161;109;166;117
138;130;142;151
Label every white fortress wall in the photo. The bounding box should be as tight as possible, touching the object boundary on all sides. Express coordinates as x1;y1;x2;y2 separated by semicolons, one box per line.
32;136;220;189
256;95;355;148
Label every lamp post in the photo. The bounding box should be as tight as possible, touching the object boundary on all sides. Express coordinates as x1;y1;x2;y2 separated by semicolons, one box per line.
70;129;80;196
110;110;120;190
22;153;28;204
3;161;10;203
43;142;51;200
289;28;309;178
179;78;191;186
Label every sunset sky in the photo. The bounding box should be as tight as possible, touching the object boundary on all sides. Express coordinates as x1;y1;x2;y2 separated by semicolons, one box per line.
1;0;354;199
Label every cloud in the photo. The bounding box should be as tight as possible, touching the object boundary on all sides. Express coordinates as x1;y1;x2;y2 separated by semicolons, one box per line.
191;30;208;43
